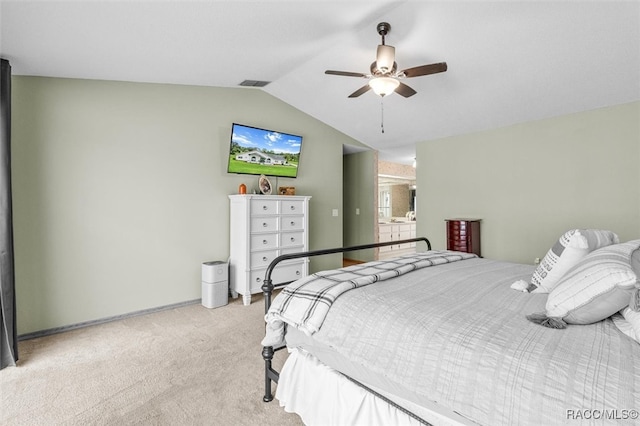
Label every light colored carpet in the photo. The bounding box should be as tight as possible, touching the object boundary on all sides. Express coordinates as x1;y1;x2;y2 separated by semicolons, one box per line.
1;294;303;425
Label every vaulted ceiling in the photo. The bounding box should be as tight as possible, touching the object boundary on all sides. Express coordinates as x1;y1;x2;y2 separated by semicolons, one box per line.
1;1;638;164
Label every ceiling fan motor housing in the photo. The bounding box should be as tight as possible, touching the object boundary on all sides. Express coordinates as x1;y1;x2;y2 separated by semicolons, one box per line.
375;23;394;74
375;46;396;74
371;59;397;76
377;22;391;38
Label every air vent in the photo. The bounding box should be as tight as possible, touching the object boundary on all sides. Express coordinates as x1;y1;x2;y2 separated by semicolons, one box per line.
238;80;271;87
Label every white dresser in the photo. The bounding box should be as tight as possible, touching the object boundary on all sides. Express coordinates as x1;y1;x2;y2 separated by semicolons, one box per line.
378;222;417;260
229;194;311;305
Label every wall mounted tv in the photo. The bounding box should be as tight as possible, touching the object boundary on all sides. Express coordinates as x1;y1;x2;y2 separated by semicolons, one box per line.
227;123;303;178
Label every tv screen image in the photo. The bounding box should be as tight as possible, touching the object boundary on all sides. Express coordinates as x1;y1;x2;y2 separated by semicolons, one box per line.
227;123;303;178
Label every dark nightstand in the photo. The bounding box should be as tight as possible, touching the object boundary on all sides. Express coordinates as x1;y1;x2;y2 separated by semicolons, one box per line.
446;219;481;257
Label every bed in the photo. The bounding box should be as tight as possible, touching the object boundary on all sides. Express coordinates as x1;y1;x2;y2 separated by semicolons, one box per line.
260;233;640;425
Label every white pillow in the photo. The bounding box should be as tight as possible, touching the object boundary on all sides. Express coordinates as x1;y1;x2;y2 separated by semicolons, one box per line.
527;240;640;328
528;229;619;294
631;246;640;311
613;307;640;344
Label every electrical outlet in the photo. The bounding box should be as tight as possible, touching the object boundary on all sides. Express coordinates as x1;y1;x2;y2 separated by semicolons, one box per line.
332;209;339;217
356;208;360;215
534;257;541;265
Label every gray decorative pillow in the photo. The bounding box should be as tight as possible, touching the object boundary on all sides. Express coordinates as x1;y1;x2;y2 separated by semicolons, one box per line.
527;240;640;329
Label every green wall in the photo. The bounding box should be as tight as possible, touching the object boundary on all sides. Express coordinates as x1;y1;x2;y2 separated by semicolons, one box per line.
11;76;364;335
417;101;640;264
13;76;638;335
343;150;377;262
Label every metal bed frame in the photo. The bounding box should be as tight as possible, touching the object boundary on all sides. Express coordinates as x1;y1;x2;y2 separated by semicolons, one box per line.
260;236;432;403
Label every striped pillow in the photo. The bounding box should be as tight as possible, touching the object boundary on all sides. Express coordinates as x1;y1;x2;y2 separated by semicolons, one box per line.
529;229;619;293
528;240;640;328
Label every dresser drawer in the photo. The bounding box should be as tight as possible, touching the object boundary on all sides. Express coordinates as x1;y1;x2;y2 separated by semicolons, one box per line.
449;243;470;252
250;233;278;250
448;231;467;239
447;222;471;232
398;229;412;240
273;261;305;283
251;217;278;233
280;199;305;214
280;231;305;248
447;222;461;230
250;250;278;268
280;215;304;231
250;199;278;215
379;231;393;243
250;261;306;293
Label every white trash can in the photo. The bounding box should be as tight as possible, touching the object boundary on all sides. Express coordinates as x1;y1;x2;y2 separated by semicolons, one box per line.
201;261;229;309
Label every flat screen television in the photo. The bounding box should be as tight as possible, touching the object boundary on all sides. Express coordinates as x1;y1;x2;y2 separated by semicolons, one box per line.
227;123;303;178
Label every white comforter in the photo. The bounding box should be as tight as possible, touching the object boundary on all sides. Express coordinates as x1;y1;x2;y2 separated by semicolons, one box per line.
284;256;640;425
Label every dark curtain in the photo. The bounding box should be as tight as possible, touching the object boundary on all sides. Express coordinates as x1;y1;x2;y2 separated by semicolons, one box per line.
0;58;17;369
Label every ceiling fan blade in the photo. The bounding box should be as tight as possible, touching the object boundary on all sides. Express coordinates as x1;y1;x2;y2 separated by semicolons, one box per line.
348;84;372;98
395;82;417;98
401;62;448;78
325;70;367;78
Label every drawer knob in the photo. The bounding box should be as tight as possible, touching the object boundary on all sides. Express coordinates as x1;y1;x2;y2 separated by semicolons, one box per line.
290;205;295;210
256;277;261;283
263;240;268;244
263;256;268;261
263;205;268;210
296;270;300;276
263;222;268;227
290;237;295;242
290;221;295;226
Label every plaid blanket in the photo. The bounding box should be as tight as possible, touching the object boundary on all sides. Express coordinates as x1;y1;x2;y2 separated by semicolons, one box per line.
262;250;477;347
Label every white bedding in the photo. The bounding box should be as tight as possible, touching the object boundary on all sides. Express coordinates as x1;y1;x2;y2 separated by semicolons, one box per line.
277;348;477;426
273;255;640;425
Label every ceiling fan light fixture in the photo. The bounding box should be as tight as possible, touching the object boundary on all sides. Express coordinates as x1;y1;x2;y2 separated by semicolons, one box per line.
324;22;447;100
369;76;400;97
376;44;395;73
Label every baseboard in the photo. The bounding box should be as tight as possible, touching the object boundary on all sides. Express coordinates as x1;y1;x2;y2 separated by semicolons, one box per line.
18;299;201;341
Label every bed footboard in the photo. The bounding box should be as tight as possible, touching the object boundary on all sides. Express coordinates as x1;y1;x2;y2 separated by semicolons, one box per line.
261;237;431;403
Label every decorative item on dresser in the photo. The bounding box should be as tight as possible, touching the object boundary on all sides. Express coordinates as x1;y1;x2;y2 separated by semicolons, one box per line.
229;194;311;305
278;186;296;196
258;174;272;195
446;218;481;257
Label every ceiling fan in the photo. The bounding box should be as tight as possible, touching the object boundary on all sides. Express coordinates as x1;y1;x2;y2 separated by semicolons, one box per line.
325;22;447;98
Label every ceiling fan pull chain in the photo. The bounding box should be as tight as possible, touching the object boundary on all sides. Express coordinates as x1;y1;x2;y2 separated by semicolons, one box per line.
380;99;385;133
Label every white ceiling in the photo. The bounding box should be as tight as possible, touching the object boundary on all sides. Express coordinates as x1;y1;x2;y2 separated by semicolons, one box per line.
1;1;639;165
